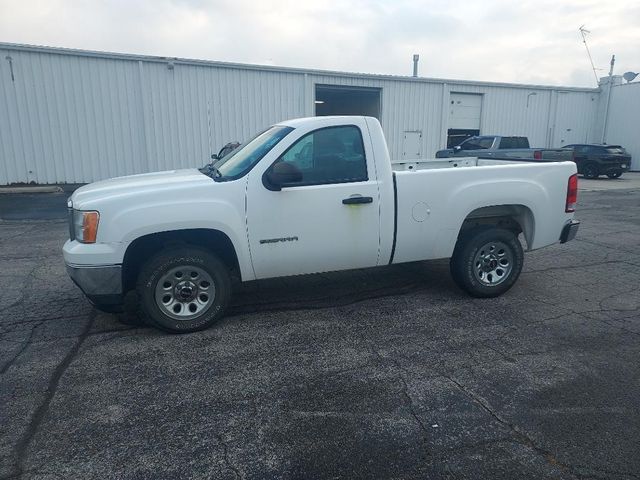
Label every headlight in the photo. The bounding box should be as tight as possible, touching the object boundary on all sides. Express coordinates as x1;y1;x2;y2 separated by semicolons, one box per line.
73;210;100;243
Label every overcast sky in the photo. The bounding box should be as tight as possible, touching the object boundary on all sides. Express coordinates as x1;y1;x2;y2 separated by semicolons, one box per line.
1;0;638;87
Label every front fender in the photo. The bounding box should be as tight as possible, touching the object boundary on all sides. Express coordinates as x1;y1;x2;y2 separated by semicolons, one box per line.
75;177;255;281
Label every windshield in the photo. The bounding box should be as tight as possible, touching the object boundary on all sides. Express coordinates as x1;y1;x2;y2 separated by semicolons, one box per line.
460;137;493;150
213;126;293;180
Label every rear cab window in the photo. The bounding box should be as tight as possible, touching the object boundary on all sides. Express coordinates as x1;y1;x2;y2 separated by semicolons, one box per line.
498;137;529;149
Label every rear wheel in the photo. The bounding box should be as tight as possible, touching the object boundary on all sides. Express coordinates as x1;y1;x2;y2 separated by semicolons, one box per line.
450;227;524;298
136;246;231;333
582;163;599;179
607;171;623;179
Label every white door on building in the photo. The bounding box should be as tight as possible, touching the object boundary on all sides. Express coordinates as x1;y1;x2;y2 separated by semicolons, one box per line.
402;131;422;160
449;93;483;130
553;92;591;146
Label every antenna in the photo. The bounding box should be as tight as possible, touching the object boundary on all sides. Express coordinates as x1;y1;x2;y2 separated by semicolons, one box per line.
579;25;599;85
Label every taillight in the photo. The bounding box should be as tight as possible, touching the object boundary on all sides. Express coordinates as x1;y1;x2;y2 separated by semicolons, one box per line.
533;150;542;160
566;174;578;213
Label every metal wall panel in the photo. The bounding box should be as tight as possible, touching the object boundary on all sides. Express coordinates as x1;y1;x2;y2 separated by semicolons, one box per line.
0;43;604;184
604;82;640;170
552;91;599;147
444;83;553;147
0;47;306;184
1;49;148;184
308;73;446;160
445;83;598;149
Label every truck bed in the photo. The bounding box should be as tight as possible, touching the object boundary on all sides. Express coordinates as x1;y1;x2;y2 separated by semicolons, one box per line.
389;157;577;264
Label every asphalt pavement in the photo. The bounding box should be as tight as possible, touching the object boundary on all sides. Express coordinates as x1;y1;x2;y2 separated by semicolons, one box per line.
1;177;640;479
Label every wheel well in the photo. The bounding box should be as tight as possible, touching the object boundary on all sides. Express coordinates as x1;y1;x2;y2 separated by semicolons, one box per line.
458;205;534;249
121;229;239;293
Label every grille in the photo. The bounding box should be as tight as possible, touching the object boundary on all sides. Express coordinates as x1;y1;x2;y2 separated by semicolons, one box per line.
68;208;75;241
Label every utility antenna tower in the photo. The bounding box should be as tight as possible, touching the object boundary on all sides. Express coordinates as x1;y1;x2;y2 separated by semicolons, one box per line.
579;25;599;85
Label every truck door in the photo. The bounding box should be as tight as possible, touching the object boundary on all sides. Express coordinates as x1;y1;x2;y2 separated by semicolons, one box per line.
246;122;381;279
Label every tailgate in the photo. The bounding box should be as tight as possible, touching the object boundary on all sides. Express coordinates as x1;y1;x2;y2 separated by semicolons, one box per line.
541;149;574;161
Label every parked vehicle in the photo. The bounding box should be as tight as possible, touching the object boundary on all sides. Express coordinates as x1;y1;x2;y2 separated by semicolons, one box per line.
64;116;580;333
436;135;573;162
562;144;631;179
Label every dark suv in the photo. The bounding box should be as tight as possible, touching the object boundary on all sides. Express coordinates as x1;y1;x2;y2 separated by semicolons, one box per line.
562;144;632;179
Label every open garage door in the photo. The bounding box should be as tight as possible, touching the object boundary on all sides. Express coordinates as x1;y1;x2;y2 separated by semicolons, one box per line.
315;85;381;119
447;93;482;147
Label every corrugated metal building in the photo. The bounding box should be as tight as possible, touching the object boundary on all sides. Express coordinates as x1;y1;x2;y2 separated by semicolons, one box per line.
0;42;620;185
601;81;640;168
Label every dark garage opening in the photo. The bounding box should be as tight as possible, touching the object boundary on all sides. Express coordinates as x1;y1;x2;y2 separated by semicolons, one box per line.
315;85;381;119
447;128;480;148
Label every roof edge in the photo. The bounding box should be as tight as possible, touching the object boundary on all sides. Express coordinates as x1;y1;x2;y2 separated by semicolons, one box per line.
0;41;600;93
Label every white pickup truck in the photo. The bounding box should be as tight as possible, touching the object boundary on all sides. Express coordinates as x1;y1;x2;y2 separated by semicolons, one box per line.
64;116;580;333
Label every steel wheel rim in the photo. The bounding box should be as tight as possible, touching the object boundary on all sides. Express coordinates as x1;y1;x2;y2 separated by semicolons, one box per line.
154;265;216;320
473;241;513;286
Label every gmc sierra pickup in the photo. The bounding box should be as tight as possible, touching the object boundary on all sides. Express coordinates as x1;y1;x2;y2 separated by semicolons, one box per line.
436;135;574;161
64;116;580;333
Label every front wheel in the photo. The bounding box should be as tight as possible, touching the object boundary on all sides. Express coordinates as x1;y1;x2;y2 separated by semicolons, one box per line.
450;227;524;298
136;246;231;333
607;171;623;179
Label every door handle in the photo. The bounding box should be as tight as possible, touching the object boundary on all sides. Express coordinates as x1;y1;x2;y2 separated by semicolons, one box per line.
342;196;373;205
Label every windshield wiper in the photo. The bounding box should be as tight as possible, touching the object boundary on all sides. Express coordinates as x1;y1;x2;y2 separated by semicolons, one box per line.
200;163;224;181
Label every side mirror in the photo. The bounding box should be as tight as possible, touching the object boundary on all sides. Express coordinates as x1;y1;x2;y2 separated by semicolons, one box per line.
211;153;219;160
263;162;303;191
453;145;462;152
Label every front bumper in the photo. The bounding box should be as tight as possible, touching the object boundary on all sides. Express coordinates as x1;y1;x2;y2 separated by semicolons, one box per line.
66;263;123;306
560;220;580;244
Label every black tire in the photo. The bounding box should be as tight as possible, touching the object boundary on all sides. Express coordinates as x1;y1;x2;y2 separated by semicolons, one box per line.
607;171;623;179
450;227;524;298
582;163;599;179
136;246;231;333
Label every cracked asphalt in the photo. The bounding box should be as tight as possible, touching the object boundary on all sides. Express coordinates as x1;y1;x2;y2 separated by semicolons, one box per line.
1;183;640;479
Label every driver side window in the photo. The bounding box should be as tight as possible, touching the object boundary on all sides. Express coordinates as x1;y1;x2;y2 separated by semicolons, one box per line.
277;125;368;186
575;146;589;154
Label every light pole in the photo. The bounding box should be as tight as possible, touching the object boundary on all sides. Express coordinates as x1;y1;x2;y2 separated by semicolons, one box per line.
601;55;615;144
